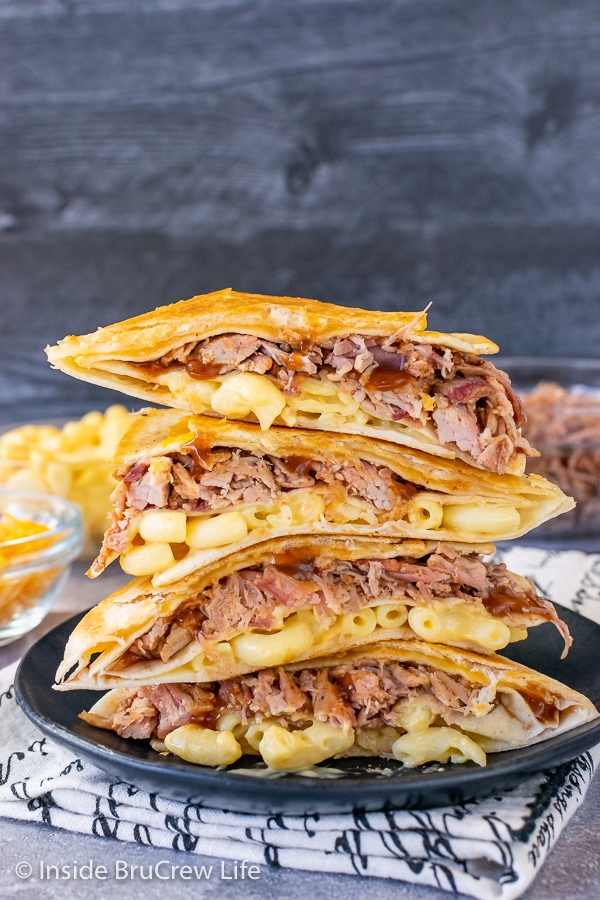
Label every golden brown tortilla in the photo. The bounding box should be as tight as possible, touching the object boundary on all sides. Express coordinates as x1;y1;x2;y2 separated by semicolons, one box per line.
45;289;531;474
80;639;598;765
89;408;572;583
55;535;570;690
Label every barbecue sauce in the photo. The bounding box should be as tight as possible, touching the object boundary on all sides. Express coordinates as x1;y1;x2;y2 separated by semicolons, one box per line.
198;697;228;731
338;673;358;704
132;361;170;378
518;689;558;724
277;456;316;479
482;588;533;618
174;607;206;634
286;352;310;372
186;360;224;380
270;548;317;580
391;479;419;504
130;358;222;380
364;366;412;392
176;430;217;472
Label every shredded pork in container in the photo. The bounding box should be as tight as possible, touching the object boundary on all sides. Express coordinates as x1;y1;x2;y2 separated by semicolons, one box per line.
522;381;600;535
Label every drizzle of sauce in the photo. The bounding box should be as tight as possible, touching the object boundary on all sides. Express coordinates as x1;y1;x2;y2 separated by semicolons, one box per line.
131;337;320;381
132;361;169;378
338;673;358;704
518;689;558;724
482;589;532;618
364;366;412;392
186;360;224;381
286;352;309;372
197;697;228;732
131;358;220;380
270;548;316;580
391;478;419;504
277;456;316;479
175;607;206;632
298;338;318;354
178;431;218;472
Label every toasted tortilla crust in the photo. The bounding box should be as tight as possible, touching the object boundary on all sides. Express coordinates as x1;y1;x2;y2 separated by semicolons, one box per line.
44;290;499;415
55;535;494;689
284;639;576;699
285;640;599;751
44;290;525;471
117;406;572;508
46;289;498;371
52;533;572;692
90;408;572;584
81;639;598;755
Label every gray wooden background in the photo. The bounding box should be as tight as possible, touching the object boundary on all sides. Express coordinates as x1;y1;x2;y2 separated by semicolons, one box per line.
2;0;600;419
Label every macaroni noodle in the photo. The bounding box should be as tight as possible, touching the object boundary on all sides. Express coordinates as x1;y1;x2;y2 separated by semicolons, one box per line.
259;721;355;770
196;640;236;669
137;593;522;684
264;505;294;530
164;724;242;767
215;713;254;754
154;367;441;444
284;490;326;523
339;608;377;638
0;405;133;551
442;503;521;534
211;373;286;430
158;369;219;410
407;605;444;641
331;496;378;526
407;496;444;530
138;509;187;544
120;541;175;575
408;602;512;650
354;726;400;755
244;719;280;752
230;615;314;667
286;378;360;418
186;510;249;550
215;711;244;734
389;696;436;733
374;603;408;629
392;726;486;767
161;716;487;770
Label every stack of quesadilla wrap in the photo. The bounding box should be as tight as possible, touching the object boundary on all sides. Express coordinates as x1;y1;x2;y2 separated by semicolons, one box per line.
46;290;597;772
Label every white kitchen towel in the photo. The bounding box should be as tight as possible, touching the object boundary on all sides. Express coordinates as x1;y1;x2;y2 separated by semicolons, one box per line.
1;546;599;900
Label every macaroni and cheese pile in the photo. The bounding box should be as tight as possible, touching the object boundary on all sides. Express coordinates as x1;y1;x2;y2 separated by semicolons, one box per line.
0;405;134;554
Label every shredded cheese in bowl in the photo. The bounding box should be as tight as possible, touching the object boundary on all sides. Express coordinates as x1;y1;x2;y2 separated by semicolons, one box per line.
0;491;83;646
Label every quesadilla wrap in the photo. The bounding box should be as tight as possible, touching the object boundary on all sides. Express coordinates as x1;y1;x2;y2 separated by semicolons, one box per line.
55;536;571;692
90;409;573;585
45;289;536;475
79;640;598;771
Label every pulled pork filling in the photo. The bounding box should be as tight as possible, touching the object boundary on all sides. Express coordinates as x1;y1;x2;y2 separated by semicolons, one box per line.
98;448;417;561
140;333;536;473
117;547;570;669
85;659;559;743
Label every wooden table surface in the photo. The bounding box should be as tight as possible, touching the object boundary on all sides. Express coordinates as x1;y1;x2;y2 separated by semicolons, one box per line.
2;0;600;425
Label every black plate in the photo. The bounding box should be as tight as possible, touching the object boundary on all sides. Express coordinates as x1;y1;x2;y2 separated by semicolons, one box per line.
15;607;600;815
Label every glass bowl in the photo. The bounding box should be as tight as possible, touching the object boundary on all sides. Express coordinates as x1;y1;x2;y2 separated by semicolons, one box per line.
499;358;600;538
0;490;83;646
